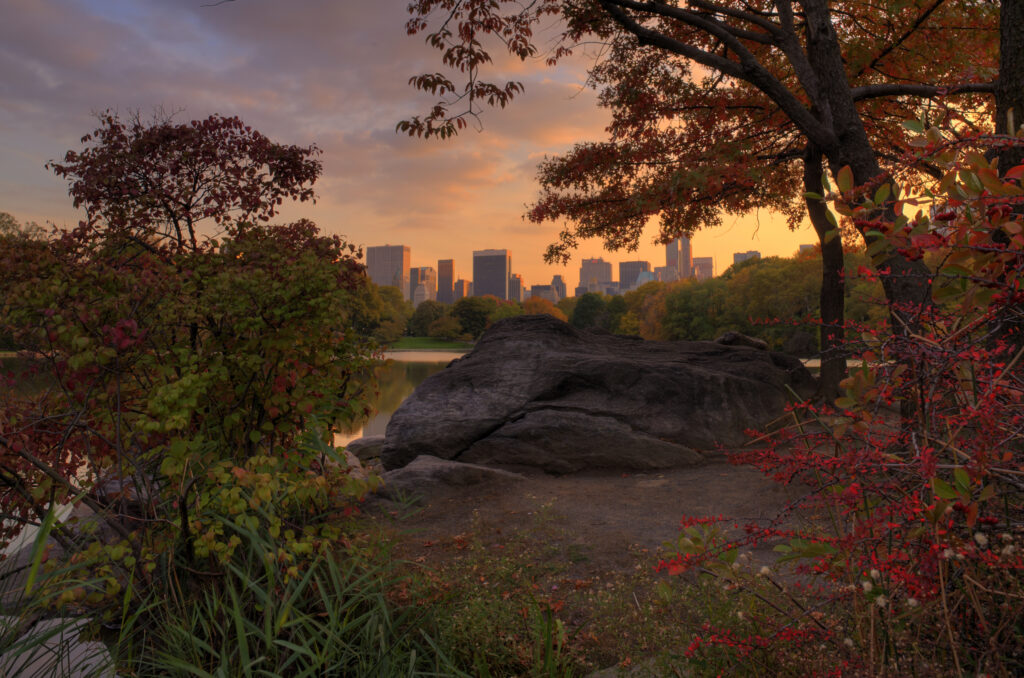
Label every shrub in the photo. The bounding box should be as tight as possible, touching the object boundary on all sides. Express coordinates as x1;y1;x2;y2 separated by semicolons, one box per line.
659;132;1024;675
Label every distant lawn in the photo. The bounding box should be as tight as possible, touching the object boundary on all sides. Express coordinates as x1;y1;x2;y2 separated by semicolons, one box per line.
387;336;474;350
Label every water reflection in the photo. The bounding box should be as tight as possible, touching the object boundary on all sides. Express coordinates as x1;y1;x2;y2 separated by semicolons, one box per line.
335;357;455;445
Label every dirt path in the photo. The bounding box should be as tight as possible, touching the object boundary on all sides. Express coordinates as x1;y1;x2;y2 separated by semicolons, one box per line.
368;461;804;579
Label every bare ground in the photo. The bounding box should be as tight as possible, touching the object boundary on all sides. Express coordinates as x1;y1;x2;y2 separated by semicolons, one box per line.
365;460;805;580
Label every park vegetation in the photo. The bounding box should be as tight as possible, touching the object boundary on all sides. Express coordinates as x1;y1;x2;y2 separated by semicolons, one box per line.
358;248;886;354
1;0;1023;673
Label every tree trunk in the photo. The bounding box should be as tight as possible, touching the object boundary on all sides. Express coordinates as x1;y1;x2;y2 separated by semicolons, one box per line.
997;0;1024;179
802;0;933;329
804;147;846;400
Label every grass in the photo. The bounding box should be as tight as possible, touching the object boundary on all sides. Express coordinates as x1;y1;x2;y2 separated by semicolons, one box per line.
379;504;730;676
386;336;473;351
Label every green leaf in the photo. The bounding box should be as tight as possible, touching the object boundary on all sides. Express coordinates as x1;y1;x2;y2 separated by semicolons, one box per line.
803;191;824;201
954;467;970;494
873;183;891;205
837;166;854;193
718;548;739;565
25;505;57;595
902;119;925;133
932;477;958;500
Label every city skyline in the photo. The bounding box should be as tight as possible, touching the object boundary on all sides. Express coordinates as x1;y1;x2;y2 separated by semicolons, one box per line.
0;1;816;295
366;237;791;299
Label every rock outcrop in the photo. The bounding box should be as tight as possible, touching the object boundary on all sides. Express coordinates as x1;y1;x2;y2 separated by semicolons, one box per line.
381;315;814;473
380;455;524;499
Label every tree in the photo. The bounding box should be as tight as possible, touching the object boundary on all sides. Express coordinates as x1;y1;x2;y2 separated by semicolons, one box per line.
570;292;608;330
428;315;464;340
0;211;46;241
408;299;448;336
47;111;321;252
402;0;1000;396
453;296;499;338
0;116;375;616
523;296;569;321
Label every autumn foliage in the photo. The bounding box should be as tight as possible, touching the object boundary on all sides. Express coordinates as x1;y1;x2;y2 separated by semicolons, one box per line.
657;129;1024;675
0;114;376;610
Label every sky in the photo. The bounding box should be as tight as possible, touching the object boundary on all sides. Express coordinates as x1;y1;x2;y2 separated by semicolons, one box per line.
0;0;817;290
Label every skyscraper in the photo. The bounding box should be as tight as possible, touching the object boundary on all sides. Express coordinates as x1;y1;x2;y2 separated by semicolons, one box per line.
473;249;511;300
366;245;411;300
619;260;652;290
666;236;692;278
453;279;471;300
733;250;761;265
692;256;714;280
508;273;524;302
437;259;454;304
409;266;437;305
529;285;557;303
550;275;567;301
579;258;612;291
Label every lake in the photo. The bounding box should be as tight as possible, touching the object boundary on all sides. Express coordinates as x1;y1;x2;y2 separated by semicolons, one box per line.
334;350;468;446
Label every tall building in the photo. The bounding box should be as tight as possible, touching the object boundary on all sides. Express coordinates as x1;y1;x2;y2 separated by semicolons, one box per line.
366;245;411;300
529;285;557;303
619;260;652;290
550;275;567;301
579;258;613;290
654;265;677;283
692;256;714;281
409;266;437;305
666;236;692;278
508;273;524;302
453;279;471;300
473;249;511;300
437;259;454;304
733;250;761;265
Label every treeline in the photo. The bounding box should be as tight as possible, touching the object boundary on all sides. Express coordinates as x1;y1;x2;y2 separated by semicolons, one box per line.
351;286;568;344
357;250;886;354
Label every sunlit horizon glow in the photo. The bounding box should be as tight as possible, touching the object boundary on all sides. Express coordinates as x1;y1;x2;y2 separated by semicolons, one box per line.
0;0;816;292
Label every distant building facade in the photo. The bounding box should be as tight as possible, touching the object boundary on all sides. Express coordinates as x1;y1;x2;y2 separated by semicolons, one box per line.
550;275;567;301
798;244;817;254
733;250;761;265
366;245;411;300
508;273;525;303
666;236;692;278
437;259;454;304
528;285;557;303
692;256;714;281
579;258;613;292
619;261;652;291
634;271;657;287
473;249;511;300
654;265;677;283
409;266;437;305
453;279;472;300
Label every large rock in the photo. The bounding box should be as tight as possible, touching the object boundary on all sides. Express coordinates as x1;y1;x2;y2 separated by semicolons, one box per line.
380;455;524;498
381;315;814;473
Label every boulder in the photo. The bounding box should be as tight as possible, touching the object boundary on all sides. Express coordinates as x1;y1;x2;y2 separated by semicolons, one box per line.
782;330;818;358
381;315;815;473
715;331;768;351
0;616;118;677
345;435;386;462
380;455;524;498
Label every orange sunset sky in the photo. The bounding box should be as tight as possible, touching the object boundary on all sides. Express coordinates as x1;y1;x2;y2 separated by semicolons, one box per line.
0;0;816;290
